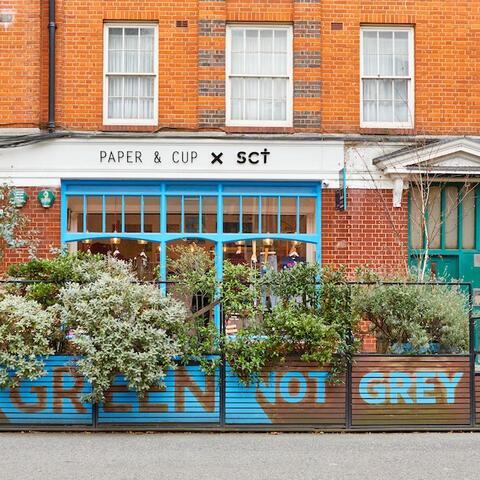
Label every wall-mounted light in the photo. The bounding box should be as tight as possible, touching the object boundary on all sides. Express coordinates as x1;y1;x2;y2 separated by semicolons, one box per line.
111;237;121;245
82;238;92;245
137;239;148;245
263;238;273;247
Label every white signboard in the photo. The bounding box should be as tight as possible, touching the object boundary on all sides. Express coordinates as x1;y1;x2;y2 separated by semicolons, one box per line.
0;137;344;186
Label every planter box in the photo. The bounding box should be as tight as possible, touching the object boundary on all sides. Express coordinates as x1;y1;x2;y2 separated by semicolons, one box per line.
225;360;346;426
0;356;92;425
0;355;475;429
351;355;471;427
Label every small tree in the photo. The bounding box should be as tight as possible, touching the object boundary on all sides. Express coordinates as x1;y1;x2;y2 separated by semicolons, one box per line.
0;184;37;261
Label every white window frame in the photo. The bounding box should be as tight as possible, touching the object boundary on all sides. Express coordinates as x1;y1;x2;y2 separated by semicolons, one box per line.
360;26;414;129
226;24;293;128
103;23;158;126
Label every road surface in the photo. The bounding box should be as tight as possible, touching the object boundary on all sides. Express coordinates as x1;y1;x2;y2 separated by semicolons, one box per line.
1;432;479;479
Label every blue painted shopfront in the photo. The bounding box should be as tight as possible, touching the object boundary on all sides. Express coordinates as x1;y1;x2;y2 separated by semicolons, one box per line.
61;180;322;328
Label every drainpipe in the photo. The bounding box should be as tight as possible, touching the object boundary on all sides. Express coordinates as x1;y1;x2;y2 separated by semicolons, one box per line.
47;0;56;132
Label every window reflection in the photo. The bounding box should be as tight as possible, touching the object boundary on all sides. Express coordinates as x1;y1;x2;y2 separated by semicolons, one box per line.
242;197;259;233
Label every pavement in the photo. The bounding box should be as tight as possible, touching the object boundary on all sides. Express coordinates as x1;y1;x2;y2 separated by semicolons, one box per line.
1;432;479;480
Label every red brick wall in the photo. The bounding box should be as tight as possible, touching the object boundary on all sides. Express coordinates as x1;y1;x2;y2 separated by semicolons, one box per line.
321;0;480;135
0;187;61;274
322;188;408;275
2;0;479;134
0;1;41;128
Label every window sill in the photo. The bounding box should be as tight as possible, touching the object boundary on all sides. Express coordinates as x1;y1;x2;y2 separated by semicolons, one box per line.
102;125;159;133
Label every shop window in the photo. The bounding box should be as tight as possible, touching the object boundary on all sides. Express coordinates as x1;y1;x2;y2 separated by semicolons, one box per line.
227;25;293;127
124;196;141;232
184;197;200;233
262;197;278;234
166;196;181;233
409;185;477;251
280;197;297;234
86;196;102;233
242;197;259;233
462;188;475;249
104;24;158;125
143;196;161;233
299;197;316;234
427;187;441;249
67;196;84;233
445;187;459;249
106;196;122;233
202;197;217;233
223;197;240;233
361;27;414;128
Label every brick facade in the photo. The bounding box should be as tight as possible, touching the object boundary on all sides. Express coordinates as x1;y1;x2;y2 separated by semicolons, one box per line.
0;187;61;273
0;0;471;282
2;0;479;134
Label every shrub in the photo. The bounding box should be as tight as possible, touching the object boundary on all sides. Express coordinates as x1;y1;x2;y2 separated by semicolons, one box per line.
56;269;190;402
223;265;358;384
0;295;55;388
6;253;131;308
352;274;469;353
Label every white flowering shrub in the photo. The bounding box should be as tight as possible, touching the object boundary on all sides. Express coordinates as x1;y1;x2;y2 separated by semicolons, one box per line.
0;295;55;388
56;270;190;402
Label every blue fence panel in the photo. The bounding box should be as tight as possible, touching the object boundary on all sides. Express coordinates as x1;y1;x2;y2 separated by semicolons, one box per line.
225;362;346;426
98;364;220;424
0;356;93;425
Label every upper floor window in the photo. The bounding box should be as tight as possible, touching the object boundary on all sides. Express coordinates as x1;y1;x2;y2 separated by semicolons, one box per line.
226;25;293;127
103;24;158;126
360;27;414;128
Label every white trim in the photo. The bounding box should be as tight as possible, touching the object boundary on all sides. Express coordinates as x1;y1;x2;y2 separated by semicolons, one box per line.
374;138;480;175
225;24;293;128
360;26;415;129
103;23;159;127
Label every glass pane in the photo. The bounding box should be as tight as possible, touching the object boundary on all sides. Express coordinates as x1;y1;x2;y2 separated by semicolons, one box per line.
378;80;393;122
167;196;182;233
108;28;123;73
378;31;393;76
394;31;409;76
462;188;475;249
274;29;287;52
143;196;160;233
363;31;378;75
444;187;458;249
245;30;258;74
223;197;240;233
245;78;258;120
67;196;84;233
281;197;297;233
86;196;102;233
262;197;278;234
409;188;424;250
299;198;316;234
184;197;199;233
242;197;259;233
106;196;122;233
202;197;217;234
125;196;141;232
231;29;244;52
124;28;139;73
259;30;273;75
427;187;441;249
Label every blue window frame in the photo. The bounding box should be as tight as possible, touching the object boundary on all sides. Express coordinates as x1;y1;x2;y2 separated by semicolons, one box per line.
62;180;322;325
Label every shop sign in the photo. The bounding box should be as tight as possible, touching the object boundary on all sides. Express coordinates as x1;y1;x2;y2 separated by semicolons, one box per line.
9;189;28;208
38;189;55;208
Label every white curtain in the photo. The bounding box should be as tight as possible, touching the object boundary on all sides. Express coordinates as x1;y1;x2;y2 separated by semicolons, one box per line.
229;27;289;121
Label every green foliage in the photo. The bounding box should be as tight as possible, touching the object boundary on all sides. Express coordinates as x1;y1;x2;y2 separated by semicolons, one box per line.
223;265;359;384
6;253;129;308
0;295;55;388
0;184;37;260
56;268;190;403
167;242;216;300
352;269;469;353
221;261;264;322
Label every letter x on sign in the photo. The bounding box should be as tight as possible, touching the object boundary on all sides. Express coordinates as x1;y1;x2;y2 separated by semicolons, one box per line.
211;152;223;164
